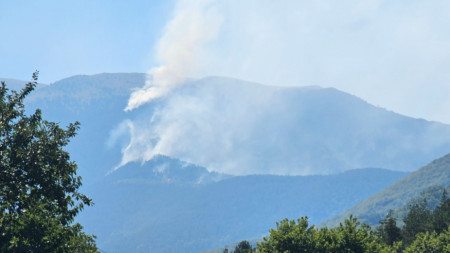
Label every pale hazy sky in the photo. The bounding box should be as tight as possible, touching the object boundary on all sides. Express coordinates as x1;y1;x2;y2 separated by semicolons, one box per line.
0;0;175;83
1;0;450;124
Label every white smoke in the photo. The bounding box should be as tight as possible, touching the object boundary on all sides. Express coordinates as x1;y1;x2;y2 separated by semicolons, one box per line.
125;0;223;111
113;0;450;175
114;78;308;175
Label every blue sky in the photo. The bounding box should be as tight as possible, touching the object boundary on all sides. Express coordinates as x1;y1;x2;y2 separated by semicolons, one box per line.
0;0;175;83
1;0;450;124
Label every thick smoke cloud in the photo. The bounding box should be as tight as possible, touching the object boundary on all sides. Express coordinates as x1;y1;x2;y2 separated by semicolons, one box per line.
114;0;450;175
128;0;450;123
207;0;450;124
116;78;291;175
125;0;222;111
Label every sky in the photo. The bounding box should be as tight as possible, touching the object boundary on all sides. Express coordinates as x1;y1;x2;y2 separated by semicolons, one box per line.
1;0;450;124
0;0;175;83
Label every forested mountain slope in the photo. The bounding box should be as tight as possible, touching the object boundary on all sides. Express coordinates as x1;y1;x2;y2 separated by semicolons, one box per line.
322;153;450;227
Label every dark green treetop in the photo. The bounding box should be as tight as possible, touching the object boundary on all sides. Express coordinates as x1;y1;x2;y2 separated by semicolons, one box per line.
432;189;450;234
233;240;253;253
402;200;432;244
378;210;402;246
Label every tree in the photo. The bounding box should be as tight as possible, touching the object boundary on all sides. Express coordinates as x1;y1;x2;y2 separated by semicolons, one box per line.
257;217;317;252
402;199;432;244
404;228;450;253
256;216;390;252
378;210;402;246
431;189;450;234
0;73;98;252
332;215;388;252
233;240;253;253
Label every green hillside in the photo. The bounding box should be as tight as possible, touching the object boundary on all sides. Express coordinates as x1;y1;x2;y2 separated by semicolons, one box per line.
391;185;450;225
322;153;450;227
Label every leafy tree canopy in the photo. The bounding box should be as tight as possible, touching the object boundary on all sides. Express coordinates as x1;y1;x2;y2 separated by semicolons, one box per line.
0;73;98;252
256;216;390;253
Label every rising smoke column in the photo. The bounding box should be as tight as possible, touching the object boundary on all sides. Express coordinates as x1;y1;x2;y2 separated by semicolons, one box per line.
112;0;223;171
125;0;223;111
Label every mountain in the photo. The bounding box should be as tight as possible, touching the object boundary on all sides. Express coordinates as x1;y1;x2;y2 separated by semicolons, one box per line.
23;73;146;183
78;165;408;253
2;73;449;252
322;153;450;227
118;75;450;175
12;73;450;177
0;77;47;90
109;155;231;184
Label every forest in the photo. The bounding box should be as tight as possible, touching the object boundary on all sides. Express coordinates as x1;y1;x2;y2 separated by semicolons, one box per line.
225;191;450;253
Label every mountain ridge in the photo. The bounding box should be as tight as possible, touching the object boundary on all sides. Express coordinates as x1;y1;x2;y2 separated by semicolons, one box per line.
11;72;450;176
145;75;450;174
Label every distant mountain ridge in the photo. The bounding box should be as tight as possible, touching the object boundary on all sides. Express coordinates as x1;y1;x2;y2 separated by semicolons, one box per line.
28;72;144;102
0;77;47;90
131;75;450;175
109;155;231;184
22;73;147;182
6;73;449;176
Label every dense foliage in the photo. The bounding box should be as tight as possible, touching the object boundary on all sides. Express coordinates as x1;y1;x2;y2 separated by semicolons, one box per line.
256;216;390;253
226;189;450;252
0;73;98;252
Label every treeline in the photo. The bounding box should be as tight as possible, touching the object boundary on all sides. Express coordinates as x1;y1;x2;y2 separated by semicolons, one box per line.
225;190;450;253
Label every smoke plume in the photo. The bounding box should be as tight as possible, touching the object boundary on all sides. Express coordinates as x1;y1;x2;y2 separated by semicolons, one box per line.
113;0;450;175
125;0;222;111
